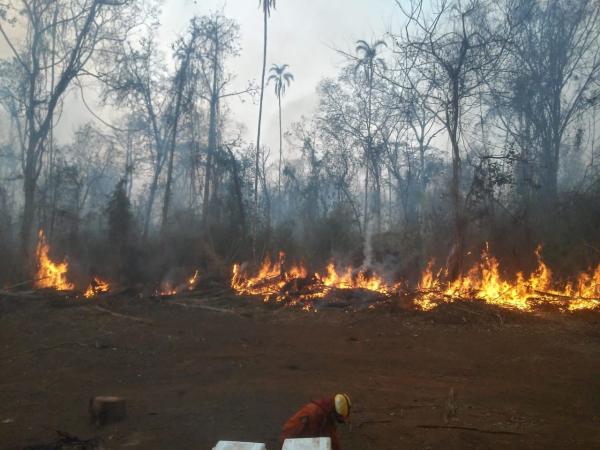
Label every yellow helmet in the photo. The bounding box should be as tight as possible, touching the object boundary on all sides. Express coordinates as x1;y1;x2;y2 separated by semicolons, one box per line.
334;393;351;418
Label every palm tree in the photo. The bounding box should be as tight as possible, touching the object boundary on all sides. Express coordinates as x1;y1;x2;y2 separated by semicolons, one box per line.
255;0;277;219
354;39;387;235
268;63;294;195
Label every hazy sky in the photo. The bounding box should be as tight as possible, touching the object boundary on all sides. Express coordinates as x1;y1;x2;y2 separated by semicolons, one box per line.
1;0;401;154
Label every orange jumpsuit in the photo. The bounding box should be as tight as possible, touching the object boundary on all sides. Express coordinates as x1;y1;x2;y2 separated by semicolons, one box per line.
279;397;342;450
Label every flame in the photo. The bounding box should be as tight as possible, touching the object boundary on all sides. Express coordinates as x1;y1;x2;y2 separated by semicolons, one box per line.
232;247;599;313
83;277;111;299
188;270;200;291
318;263;398;295
414;245;600;312
157;269;200;296
35;230;74;291
231;252;397;308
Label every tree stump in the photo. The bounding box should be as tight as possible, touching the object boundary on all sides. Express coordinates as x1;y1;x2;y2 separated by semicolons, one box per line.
89;396;127;426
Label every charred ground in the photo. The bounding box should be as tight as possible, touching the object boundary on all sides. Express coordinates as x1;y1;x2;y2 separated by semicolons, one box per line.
1;292;599;450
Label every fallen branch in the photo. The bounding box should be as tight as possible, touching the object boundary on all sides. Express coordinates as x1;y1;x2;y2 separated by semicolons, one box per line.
532;290;600;303
0;290;43;299
417;424;524;436
168;301;235;314
84;305;153;325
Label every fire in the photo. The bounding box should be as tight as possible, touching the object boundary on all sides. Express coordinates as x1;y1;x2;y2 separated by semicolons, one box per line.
414;245;600;312
231;252;398;308
83;277;111;298
187;270;200;291
157;269;200;296
35;230;74;291
232;247;599;313
318;263;398;295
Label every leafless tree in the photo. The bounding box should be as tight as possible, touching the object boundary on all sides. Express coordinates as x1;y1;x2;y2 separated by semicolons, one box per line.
0;0;145;258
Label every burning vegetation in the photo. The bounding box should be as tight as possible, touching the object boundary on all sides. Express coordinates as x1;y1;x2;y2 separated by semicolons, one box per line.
83;277;111;299
231;252;399;310
35;230;74;292
28;230;600;313
415;247;600;312
231;248;599;313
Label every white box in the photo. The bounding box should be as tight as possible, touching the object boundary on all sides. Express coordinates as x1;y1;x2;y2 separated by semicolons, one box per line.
212;442;267;450
282;437;332;450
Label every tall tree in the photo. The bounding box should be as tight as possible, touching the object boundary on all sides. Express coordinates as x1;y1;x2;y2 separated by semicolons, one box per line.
355;39;387;234
395;0;507;278
161;22;201;234
101;36;170;239
268;63;294;195
0;0;142;257
255;0;276;238
493;0;600;210
191;14;248;230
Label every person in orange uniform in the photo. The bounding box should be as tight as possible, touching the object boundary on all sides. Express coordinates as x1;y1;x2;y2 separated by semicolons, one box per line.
279;393;351;450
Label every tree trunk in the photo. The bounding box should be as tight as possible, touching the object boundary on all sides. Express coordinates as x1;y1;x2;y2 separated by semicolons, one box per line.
278;94;283;197
447;76;465;281
20;160;37;259
143;168;160;239
203;82;220;229
161;61;188;234
254;9;269;255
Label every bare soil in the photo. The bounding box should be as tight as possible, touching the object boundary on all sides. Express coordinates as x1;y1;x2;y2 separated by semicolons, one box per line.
1;292;599;449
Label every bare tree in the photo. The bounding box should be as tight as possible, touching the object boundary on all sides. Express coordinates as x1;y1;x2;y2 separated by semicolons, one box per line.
493;0;600;210
100;35;170;239
394;0;507;278
0;0;144;257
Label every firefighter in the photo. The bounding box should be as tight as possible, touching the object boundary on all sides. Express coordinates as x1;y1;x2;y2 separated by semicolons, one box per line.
279;393;351;450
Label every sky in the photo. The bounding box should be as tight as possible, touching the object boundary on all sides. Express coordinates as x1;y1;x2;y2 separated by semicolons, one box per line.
157;0;399;152
0;0;401;154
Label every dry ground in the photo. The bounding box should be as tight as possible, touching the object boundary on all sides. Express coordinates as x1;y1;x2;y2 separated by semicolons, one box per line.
0;293;599;449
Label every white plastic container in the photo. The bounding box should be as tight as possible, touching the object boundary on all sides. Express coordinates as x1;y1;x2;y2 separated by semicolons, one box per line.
212;442;267;450
282;437;332;450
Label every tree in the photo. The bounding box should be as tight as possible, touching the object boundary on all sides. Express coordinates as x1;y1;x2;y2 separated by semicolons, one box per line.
0;0;143;258
268;63;294;195
101;35;171;239
354;40;387;234
190;14;248;230
394;0;507;278
161;22;202;234
255;0;277;244
493;0;600;210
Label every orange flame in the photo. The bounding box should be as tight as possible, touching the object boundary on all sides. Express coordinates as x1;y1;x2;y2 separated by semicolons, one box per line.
157;269;200;296
232;247;599;312
83;277;111;299
35;230;74;291
188;270;200;291
415;245;600;312
231;252;397;307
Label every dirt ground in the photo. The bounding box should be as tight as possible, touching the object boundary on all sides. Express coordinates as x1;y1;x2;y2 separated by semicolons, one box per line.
1;292;599;450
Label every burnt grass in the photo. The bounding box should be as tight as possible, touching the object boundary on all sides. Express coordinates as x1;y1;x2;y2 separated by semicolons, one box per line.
0;290;599;450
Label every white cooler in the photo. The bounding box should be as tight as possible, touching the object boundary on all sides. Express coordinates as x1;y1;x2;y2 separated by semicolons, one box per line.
213;442;267;450
282;438;332;450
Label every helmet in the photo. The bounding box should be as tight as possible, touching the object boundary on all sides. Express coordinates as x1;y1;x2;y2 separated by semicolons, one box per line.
334;393;351;418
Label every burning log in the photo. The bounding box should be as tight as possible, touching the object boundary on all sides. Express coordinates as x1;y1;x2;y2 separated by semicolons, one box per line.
89;396;127;426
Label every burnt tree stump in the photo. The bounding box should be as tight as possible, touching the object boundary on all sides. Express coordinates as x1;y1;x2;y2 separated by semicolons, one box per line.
89;396;127;426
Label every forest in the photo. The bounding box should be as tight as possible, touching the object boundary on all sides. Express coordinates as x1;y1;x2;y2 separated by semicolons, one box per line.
0;0;599;301
1;1;600;449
